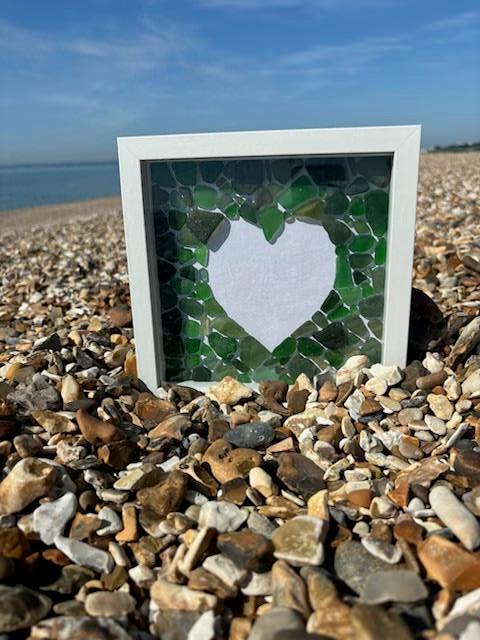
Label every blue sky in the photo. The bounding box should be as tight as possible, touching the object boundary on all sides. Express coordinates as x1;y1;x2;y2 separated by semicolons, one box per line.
1;0;479;164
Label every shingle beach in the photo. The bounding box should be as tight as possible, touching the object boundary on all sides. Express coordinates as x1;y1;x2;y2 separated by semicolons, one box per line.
0;152;479;639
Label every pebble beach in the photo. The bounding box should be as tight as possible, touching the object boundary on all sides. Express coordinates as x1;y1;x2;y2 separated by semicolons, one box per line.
0;152;479;639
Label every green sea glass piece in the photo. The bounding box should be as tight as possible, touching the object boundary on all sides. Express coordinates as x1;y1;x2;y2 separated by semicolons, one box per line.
365;190;388;236
278;176;316;209
259;206;284;243
294;198;324;222
173;161;197;186
239;337;270;369
186;210;224;244
193;186;217;210
349;235;375;252
209;332;237;358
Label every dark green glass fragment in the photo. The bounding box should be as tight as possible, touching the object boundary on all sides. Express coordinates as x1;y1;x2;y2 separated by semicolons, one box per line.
173;161;197;186
162;308;183;334
272;337;296;358
297;337;324;356
375;238;387;265
334;256;354;289
349;197;365;217
151;163;176;188
239;337;270;369
314;322;348;349
365;190;388;236
209;332;237;358
321;290;341;313
160;285;177;310
239;201;258;225
200;161;224;183
349;235;375;252
325;190;349;216
192;366;211;381
323;219;352;244
185;338;201;354
212;317;247;338
204;298;226;316
231;160;264;195
359;294;384;318
186;210;225;244
196;282;212;301
347;176;369;195
179;297;204;319
163;335;184;357
157;260;176;284
169;209;187;230
349;253;372;269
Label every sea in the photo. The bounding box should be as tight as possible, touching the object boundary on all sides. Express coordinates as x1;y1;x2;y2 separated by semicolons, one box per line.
0;162;120;211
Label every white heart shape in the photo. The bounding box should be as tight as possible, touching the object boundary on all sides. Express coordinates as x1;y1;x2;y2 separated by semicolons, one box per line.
208;218;336;351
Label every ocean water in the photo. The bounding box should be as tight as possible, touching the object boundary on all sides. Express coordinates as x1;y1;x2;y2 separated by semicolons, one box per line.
0;162;120;211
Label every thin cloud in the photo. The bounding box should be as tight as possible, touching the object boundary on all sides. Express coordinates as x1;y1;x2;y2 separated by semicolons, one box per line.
281;35;409;68
426;10;480;31
0;18;197;73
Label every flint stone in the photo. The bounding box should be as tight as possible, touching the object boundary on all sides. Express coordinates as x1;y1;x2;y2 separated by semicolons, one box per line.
248;607;305;640
84;591;136;617
198;500;248;533
272;515;327;566
151;578;217;611
429;484;480;550
361;569;428;604
33;492;77;544
28;616;132;640
0;457;57;515
54;535;114;573
334;540;398;594
277;452;325;499
225;422;274;449
0;585;52;632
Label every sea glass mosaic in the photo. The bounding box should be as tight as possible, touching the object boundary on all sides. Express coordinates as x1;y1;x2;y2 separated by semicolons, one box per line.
149;155;392;383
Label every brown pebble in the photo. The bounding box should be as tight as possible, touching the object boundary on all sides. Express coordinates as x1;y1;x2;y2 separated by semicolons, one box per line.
416;370;448;390
76;409;124;446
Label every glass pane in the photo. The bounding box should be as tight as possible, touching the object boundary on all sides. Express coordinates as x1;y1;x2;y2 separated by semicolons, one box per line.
148;154;392;383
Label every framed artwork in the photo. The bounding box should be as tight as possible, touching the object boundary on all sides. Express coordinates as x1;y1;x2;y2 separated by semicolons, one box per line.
118;126;421;390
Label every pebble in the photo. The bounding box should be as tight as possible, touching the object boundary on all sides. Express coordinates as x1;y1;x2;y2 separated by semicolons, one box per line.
33;492;77;544
0;457;57;515
429;484;480;550
361;569;428;604
272;515;327;566
198;500;248;533
427;393;454;420
418;535;480;590
76;408;124;445
224;421;274;449
277;452;325;498
205;376;252;405
248;607;305;640
336;355;369;385
151;578;218;611
53;535;114;573
203;552;249;588
334;540;397;594
96;505;123;535
84;590;136;617
0;585;52;633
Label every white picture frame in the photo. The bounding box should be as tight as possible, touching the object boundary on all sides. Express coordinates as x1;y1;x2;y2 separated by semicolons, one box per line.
118;125;421;392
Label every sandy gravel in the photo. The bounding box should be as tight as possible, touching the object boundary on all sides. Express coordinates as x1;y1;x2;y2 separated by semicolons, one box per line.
0;196;121;233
